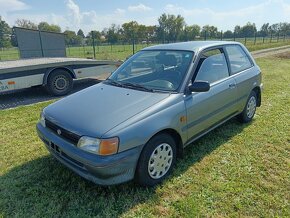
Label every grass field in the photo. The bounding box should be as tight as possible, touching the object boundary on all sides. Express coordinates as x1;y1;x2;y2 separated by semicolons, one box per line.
0;38;290;61
0;53;290;217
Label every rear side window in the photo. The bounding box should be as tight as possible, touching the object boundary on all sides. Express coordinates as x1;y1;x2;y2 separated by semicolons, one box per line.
225;45;253;74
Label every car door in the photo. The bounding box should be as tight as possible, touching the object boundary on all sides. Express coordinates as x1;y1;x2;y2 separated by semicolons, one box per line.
184;48;239;142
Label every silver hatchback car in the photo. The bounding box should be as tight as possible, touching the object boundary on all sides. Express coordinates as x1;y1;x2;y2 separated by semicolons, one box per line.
37;41;262;186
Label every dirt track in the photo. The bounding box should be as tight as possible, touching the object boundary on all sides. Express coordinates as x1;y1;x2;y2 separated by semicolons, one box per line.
251;45;290;58
1;45;289;110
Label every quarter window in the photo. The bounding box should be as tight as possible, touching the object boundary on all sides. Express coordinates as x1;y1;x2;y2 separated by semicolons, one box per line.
225;45;253;74
194;49;229;84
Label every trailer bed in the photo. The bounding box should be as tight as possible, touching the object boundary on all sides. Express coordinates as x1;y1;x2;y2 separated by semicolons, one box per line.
0;58;119;74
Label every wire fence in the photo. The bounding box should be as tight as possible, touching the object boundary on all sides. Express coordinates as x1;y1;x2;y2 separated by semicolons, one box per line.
1;32;290;61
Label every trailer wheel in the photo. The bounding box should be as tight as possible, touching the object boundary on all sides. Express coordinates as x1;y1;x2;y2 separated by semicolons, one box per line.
46;70;73;96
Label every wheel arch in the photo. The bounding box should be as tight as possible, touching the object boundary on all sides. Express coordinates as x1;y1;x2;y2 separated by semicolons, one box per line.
43;67;76;85
146;128;184;159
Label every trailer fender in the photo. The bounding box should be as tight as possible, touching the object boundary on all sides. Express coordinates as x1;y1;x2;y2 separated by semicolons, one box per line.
43;67;76;85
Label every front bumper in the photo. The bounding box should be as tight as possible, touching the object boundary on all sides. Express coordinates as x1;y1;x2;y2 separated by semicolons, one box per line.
36;123;142;185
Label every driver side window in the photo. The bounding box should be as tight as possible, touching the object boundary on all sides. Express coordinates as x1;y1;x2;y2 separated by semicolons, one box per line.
194;49;229;84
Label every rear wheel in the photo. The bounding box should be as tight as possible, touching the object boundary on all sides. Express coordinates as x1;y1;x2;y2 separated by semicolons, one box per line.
46;70;73;96
135;133;176;187
238;90;257;123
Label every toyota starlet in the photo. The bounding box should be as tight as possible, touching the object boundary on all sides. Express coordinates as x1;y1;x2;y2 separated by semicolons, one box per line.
37;41;262;186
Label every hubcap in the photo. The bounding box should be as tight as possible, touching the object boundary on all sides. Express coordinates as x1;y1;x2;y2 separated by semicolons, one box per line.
148;143;173;179
246;96;256;118
54;76;68;90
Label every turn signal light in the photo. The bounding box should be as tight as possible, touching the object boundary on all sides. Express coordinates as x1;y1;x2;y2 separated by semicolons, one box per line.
99;137;119;155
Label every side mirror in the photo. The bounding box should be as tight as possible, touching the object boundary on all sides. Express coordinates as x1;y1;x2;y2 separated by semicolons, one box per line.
188;81;210;92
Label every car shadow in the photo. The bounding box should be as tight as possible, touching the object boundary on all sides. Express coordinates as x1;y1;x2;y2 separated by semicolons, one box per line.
0;78;101;110
0;118;250;217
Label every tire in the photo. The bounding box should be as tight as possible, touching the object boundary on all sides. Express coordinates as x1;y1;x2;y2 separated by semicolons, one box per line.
135;133;177;187
237;90;257;123
46;70;73;96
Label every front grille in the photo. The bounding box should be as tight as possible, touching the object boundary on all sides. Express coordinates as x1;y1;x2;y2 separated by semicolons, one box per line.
45;119;81;145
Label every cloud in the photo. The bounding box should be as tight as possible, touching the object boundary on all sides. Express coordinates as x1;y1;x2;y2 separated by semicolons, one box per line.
128;3;152;12
0;0;29;12
115;8;126;14
66;0;82;27
164;0;290;31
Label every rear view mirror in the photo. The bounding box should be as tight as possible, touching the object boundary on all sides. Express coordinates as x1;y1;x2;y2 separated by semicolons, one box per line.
188;81;210;92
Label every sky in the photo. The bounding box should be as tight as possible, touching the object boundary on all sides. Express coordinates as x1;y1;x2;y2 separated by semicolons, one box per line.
0;0;290;34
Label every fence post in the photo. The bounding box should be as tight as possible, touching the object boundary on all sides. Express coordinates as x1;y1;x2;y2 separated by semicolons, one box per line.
270;31;273;43
233;31;236;41
254;32;257;45
263;36;265;43
284;33;286;42
132;31;135;54
17;47;20;59
163;28;165;44
83;45;85;57
67;44;70;56
244;36;247;45
277;30;280;42
91;31;96;59
204;31;207;41
220;31;223;41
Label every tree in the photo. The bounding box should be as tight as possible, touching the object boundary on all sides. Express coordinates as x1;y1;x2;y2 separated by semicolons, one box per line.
63;30;81;46
86;30;101;45
122;21;139;42
201;25;218;38
157;13;185;42
259;23;270;37
278;22;290;35
170;14;185;41
234;25;241;37
0;16;11;47
136;24;148;42
181;24;201;40
146;25;157;42
223;30;233;38
15;19;37;30
191;25;201;39
77;29;85;38
240;22;257;37
104;24;120;44
38;22;61;32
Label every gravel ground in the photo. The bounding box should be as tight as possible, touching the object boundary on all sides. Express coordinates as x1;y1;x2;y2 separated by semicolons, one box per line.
1;46;289;110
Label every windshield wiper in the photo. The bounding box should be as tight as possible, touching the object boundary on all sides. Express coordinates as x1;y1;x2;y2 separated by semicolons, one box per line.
105;79;124;87
121;82;154;92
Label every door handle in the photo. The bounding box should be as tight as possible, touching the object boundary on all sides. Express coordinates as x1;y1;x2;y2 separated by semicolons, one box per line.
229;83;236;89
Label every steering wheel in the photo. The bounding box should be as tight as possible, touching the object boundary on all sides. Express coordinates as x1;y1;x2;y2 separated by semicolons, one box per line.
163;69;182;88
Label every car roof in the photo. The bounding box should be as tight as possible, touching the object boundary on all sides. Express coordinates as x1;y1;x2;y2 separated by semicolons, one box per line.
142;41;242;53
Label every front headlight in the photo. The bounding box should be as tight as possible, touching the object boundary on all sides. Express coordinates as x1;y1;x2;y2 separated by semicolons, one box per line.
40;112;46;127
77;136;119;156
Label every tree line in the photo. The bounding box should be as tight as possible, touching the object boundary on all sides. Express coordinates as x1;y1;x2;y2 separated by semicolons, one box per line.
0;14;290;48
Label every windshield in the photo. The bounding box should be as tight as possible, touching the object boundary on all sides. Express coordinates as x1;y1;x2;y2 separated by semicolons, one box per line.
106;50;194;92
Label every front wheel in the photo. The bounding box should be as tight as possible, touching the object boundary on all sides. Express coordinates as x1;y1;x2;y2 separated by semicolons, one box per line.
135;133;176;187
238;91;257;123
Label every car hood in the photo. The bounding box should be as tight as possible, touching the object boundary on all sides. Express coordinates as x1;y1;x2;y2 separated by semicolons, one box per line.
44;83;170;137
